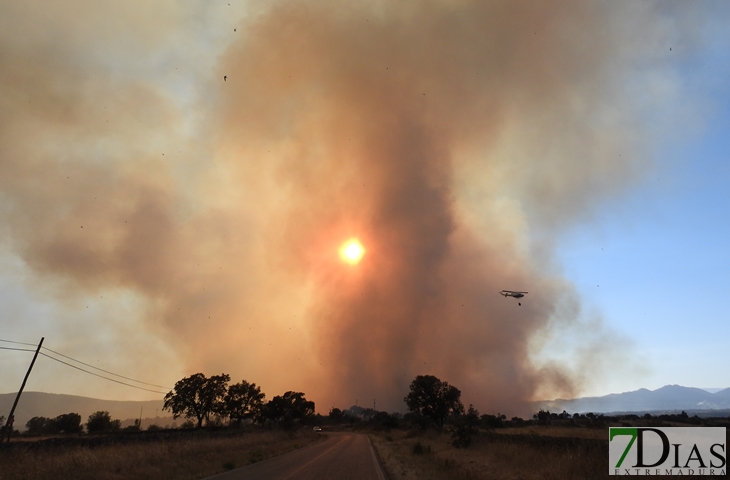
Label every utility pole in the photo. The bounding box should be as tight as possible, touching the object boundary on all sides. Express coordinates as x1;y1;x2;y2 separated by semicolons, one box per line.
373;399;376;412
3;337;44;442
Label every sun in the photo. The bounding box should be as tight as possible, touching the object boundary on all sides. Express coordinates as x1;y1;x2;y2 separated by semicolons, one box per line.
339;238;365;265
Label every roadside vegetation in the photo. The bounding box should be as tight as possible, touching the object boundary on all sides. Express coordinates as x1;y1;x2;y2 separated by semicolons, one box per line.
362;408;729;480
0;427;321;480
339;375;729;480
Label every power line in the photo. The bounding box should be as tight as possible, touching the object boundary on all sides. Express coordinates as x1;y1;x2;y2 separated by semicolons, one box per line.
0;346;37;353
0;338;38;347
42;346;172;389
1;336;173;394
39;353;169;395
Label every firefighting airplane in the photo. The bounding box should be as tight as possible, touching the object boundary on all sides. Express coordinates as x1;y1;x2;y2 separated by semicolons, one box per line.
499;290;527;299
499;290;528;306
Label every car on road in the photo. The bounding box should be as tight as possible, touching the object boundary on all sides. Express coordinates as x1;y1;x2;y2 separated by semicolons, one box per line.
313;426;322;432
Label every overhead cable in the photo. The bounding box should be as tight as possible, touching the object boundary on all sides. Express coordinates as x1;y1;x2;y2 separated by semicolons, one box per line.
39;353;169;395
1;336;172;394
42;346;172;389
0;338;38;347
0;346;36;353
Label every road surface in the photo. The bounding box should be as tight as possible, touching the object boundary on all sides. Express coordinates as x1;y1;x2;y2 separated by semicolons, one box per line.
206;432;386;480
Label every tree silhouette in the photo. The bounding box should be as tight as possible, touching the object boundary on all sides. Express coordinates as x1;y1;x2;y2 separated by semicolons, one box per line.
164;373;230;428
55;413;82;434
404;375;463;427
26;416;57;434
262;391;314;428
328;407;343;423
26;413;82;434
86;411;121;433
452;404;480;448
225;380;265;425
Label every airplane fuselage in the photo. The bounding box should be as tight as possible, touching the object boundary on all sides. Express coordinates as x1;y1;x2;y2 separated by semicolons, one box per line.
500;290;527;299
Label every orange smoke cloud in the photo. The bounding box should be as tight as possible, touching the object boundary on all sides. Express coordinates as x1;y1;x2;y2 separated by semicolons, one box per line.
212;0;663;413
0;1;687;411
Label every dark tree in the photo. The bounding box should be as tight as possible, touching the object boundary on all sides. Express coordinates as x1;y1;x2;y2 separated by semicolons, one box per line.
26;416;57;434
373;411;399;430
404;375;463;427
163;373;230;428
480;413;506;429
452;404;480;448
55;413;82;434
225;380;265;425
534;409;550;424
328;407;343;423
86;411;121;433
262;391;315;427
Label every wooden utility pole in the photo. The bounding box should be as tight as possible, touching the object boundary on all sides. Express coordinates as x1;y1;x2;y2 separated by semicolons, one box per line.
3;337;44;442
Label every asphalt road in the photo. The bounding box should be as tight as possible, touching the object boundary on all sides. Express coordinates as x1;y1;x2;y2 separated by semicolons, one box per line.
206;432;387;480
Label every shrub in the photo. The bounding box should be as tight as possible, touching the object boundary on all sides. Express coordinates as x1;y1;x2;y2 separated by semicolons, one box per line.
249;450;264;464
452;404;480;448
55;413;82;434
412;441;431;455
86;411;121;433
26;417;58;435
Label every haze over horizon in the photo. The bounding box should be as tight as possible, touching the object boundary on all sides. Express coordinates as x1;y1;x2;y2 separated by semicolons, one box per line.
1;1;728;417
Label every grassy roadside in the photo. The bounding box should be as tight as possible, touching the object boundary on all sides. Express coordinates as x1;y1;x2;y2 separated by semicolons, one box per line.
0;428;323;480
370;427;608;480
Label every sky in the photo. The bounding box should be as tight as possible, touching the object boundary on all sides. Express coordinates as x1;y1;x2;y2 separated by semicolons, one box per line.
0;1;728;416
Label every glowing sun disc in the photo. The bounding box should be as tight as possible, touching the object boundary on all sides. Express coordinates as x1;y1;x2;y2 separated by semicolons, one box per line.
339;239;365;264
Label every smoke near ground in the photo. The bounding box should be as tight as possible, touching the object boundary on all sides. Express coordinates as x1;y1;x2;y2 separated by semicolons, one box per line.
0;1;703;413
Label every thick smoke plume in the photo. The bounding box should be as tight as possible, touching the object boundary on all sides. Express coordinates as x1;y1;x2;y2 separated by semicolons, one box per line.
0;1;686;412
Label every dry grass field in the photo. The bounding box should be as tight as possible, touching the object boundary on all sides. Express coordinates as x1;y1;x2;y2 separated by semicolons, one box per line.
495;426;606;440
0;429;322;480
2;420;724;479
370;426;609;480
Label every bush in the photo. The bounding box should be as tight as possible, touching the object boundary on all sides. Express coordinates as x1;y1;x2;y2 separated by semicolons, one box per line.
55;413;82;434
452;404;480;448
403;412;431;429
249;450;264;464
480;413;505;429
412;441;431;455
26;417;58;435
451;424;476;448
123;419;142;432
86;411;121;433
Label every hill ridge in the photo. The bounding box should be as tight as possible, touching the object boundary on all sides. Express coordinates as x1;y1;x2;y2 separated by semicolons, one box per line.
0;391;166;430
541;384;730;414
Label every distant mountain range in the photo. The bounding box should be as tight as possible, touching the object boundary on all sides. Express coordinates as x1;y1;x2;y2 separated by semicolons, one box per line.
541;385;730;415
